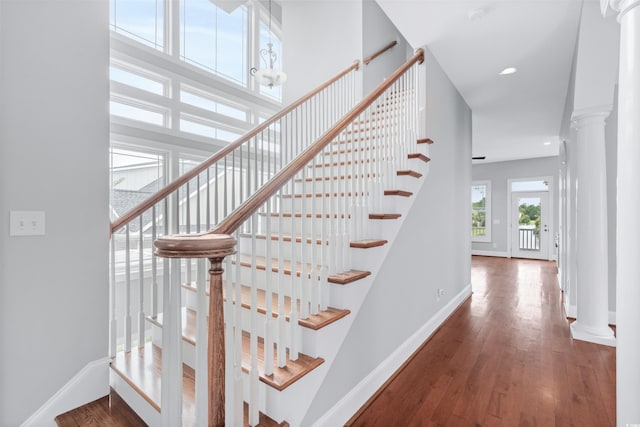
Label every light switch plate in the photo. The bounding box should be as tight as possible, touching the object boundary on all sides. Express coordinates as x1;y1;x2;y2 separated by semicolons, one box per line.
10;211;46;236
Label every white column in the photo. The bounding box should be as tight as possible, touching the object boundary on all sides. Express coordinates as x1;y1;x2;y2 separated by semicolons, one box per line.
570;110;616;347
604;0;640;424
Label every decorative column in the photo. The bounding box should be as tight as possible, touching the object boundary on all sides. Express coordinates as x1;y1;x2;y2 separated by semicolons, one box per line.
601;0;640;424
155;233;236;427
570;110;616;347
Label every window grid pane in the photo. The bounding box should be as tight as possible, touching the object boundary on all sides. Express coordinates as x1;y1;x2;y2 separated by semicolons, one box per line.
111;0;164;50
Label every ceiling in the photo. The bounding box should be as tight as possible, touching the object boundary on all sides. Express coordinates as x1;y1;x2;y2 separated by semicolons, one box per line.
377;0;586;164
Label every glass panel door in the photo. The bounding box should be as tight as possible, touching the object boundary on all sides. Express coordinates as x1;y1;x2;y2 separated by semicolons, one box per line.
511;192;549;259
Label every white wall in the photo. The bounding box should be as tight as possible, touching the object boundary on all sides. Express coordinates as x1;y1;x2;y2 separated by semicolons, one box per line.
362;0;411;94
281;1;364;104
472;157;560;257
302;47;472;425
0;1;110;424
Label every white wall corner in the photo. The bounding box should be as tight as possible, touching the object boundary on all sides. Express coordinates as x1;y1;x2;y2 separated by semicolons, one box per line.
21;358;110;427
311;284;472;427
608;310;616;325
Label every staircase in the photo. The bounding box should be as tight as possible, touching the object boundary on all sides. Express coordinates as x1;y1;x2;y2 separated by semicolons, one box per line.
102;49;428;426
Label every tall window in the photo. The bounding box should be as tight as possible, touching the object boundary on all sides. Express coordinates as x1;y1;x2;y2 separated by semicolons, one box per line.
109;0;283;209
181;0;248;85
472;181;491;242
110;148;166;222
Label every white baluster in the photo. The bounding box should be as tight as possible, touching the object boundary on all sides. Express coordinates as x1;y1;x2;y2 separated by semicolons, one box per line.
300;164;309;320
138;216;145;348
264;199;274;376
249;214;260;426
124;224;132;352
152;205;158;318
109;236;117;358
277;188;287;367
161;258;183;427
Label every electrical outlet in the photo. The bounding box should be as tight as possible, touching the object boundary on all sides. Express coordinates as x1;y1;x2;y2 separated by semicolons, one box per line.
10;211;46;236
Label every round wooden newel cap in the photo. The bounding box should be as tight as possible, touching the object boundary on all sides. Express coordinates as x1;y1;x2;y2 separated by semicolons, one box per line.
154;233;236;259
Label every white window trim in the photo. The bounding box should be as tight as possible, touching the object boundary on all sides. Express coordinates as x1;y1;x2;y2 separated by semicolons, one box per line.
472;180;492;243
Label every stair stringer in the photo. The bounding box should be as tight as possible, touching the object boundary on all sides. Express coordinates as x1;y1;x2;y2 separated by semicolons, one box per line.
268;156;432;426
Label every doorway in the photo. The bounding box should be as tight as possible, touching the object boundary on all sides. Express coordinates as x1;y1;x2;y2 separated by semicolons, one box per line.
511;191;549;259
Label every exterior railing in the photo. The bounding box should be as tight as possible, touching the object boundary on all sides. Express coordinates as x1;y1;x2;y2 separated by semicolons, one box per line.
519;227;540;250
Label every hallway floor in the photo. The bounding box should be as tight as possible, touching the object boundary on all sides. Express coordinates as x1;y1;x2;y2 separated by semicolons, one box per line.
348;256;616;426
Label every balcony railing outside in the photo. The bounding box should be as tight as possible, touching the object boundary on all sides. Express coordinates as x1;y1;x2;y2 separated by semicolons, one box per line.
519;227;540;250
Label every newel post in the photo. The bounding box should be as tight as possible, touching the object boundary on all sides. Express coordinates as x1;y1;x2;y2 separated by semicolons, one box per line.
155;233;236;427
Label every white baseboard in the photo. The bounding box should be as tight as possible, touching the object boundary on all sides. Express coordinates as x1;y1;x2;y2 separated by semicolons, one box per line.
21;357;109;427
311;283;472;427
472;250;508;257
563;302;616;325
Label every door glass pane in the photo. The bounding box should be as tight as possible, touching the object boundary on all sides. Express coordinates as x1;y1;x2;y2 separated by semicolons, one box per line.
518;197;541;251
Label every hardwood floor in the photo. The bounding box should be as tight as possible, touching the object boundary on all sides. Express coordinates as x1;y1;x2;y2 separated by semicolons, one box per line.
55;388;146;427
348;256;616;427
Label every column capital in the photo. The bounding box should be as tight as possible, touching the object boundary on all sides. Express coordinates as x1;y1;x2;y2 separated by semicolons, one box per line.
571;106;612;129
601;0;640;20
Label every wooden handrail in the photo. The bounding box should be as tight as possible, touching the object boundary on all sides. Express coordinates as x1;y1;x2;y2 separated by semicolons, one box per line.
211;49;424;236
110;59;361;235
153;48;423;426
363;41;398;65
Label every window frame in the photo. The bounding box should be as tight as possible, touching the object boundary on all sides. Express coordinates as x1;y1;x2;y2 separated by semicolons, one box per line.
471;180;492;243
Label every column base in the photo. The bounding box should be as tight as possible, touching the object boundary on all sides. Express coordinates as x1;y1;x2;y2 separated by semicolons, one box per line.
570;321;616;347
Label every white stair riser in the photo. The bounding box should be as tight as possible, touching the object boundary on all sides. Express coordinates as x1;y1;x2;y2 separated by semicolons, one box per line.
258;214;350;235
238;235;326;262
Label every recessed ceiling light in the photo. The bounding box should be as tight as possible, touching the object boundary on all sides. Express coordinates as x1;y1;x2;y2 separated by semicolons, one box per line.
544;141;552;146
499;67;517;76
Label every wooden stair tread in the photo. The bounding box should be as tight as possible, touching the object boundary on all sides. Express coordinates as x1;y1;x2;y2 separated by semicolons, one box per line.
328;269;371;284
143;311;324;391
282;190;410;199
233;254;370;285
281;192;366;199
408;153;430;163
313;153;423;168
292;169;420;182
239;233;387;249
383;190;412;197
182;283;351;330
327;138;430;156
55;389;146;427
110;344;290;425
397;170;422;178
369;213;401;219
350;239;388;249
259;211;401;221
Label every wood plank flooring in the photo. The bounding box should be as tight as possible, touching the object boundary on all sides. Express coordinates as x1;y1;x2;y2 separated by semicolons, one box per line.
348;256;616;427
55;389;146;427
